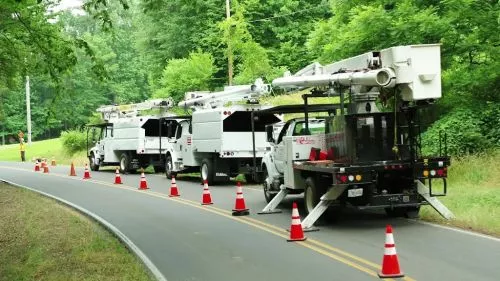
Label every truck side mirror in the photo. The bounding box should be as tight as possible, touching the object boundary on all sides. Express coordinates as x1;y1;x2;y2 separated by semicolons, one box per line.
266;125;275;143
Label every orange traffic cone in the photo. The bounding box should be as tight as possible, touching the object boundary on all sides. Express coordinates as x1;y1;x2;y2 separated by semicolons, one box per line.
43;164;49;174
69;162;77;176
83;164;91;179
378;225;404;278
287;202;306;242
139;170;149;190
114;168;122;184
201;180;213;205
232;182;249;216
51;157;56;166
34;160;40;172
168;176;179;197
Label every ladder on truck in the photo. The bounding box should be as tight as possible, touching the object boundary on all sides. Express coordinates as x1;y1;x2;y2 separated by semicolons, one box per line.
178;78;270;110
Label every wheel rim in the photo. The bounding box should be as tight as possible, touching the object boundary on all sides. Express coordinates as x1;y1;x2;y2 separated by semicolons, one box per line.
120;157;126;171
305;186;314;213
201;163;208;180
91;155;95;168
263;171;271;198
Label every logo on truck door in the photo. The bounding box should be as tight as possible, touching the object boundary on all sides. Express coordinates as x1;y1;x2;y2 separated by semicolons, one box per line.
295;137;315;145
187;136;192;145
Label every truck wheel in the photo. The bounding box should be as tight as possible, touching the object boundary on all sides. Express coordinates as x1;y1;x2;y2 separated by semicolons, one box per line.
89;153;99;171
119;153;130;174
165;154;176;179
200;158;214;185
304;177;321;216
405;206;420;219
263;167;276;203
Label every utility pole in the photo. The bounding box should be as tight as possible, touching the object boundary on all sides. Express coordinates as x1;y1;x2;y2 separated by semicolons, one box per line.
225;0;233;86
25;75;32;145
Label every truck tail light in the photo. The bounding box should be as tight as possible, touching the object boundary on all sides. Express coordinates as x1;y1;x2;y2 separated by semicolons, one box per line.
336;174;348;184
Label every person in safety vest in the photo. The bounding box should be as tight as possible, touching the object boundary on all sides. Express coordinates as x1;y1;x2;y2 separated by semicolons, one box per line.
20;138;26;162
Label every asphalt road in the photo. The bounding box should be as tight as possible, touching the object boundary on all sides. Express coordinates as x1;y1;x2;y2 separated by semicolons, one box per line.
1;161;499;281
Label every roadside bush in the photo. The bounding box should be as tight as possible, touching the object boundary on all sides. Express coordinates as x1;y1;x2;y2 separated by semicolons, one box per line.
480;103;500;146
61;130;87;155
421;108;492;156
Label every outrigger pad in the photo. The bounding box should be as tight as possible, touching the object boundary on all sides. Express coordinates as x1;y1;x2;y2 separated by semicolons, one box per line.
257;209;283;215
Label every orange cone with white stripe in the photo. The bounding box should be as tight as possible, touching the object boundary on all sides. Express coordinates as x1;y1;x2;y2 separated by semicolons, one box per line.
287;202;306;242
232;182;249;216
201;180;213;205
378;225;404;278
43;165;49;174
114;168;122;184
34;160;40;172
83;164;91;179
139;169;149;190
168;176;179;197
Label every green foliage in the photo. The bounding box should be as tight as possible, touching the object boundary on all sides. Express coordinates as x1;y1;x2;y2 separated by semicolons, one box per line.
61;130;88;155
421;109;491;156
480;103;500;146
154;52;216;102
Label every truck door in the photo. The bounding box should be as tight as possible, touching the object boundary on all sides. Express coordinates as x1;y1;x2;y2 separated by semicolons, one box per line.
177;120;195;166
273;121;293;174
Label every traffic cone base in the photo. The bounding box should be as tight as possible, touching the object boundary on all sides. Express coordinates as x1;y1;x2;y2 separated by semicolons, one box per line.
201;181;213;205
378;225;404;278
168;177;180;197
287;202;306;242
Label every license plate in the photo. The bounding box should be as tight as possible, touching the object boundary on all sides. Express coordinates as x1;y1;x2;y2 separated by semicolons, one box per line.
348;188;363;198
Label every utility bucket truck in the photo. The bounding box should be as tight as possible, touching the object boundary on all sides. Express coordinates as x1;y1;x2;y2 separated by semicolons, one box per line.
87;98;178;173
251;44;455;229
162;79;282;185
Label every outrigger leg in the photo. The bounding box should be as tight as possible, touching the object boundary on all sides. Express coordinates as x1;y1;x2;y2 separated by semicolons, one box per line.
258;185;289;214
301;185;348;231
417;180;455;220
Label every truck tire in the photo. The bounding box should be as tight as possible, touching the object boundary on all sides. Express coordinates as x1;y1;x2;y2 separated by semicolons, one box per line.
304;177;321;216
119;153;130;174
165;154;176;179
200;158;214;185
263;167;276;203
89;153;100;171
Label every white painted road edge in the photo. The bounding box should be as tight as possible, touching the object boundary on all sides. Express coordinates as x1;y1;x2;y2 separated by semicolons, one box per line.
1;179;168;281
407;218;500;243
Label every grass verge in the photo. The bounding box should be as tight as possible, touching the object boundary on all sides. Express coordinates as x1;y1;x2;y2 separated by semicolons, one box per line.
0;182;154;281
0;138;87;166
420;151;500;237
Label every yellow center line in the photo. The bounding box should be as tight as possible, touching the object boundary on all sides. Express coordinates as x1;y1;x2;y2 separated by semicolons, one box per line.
1;165;416;280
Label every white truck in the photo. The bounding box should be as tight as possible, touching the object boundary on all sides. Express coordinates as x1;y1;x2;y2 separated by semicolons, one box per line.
87;99;178;173
161;79;282;184
252;44;455;229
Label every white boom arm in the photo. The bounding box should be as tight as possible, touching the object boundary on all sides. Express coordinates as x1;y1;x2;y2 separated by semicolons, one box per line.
97;98;175;121
178;78;270;109
272;44;442;101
